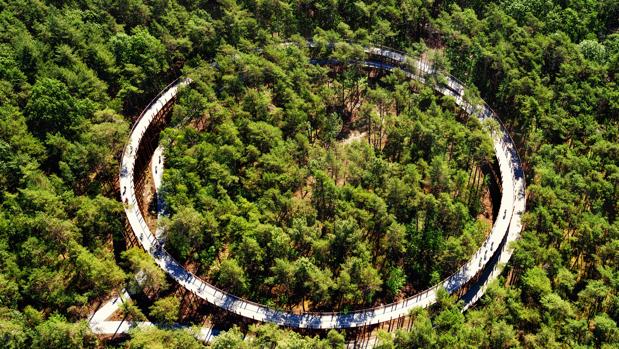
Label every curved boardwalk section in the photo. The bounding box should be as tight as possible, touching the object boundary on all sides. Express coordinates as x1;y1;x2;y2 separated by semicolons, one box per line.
119;46;526;329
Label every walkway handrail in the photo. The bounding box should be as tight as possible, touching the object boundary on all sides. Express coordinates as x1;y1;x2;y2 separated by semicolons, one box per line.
121;77;184;161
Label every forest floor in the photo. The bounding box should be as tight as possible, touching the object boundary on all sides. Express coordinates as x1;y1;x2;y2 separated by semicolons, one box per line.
479;187;494;234
142;156;158;233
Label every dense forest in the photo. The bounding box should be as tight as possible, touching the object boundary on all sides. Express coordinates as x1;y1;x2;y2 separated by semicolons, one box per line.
160;42;496;311
0;0;617;348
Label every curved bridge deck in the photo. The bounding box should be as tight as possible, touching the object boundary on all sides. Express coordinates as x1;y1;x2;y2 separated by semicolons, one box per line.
119;45;526;329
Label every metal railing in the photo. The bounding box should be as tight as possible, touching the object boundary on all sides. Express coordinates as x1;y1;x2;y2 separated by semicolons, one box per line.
120;77;187;171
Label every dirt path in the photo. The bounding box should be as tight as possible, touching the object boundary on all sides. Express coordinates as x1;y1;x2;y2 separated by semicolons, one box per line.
340;130;368;145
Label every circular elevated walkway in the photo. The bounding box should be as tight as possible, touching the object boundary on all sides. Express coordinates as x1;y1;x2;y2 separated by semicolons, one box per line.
119;45;526;329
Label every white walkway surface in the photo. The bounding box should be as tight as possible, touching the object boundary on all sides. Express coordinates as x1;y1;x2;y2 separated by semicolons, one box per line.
88;289;218;343
117;46;526;330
